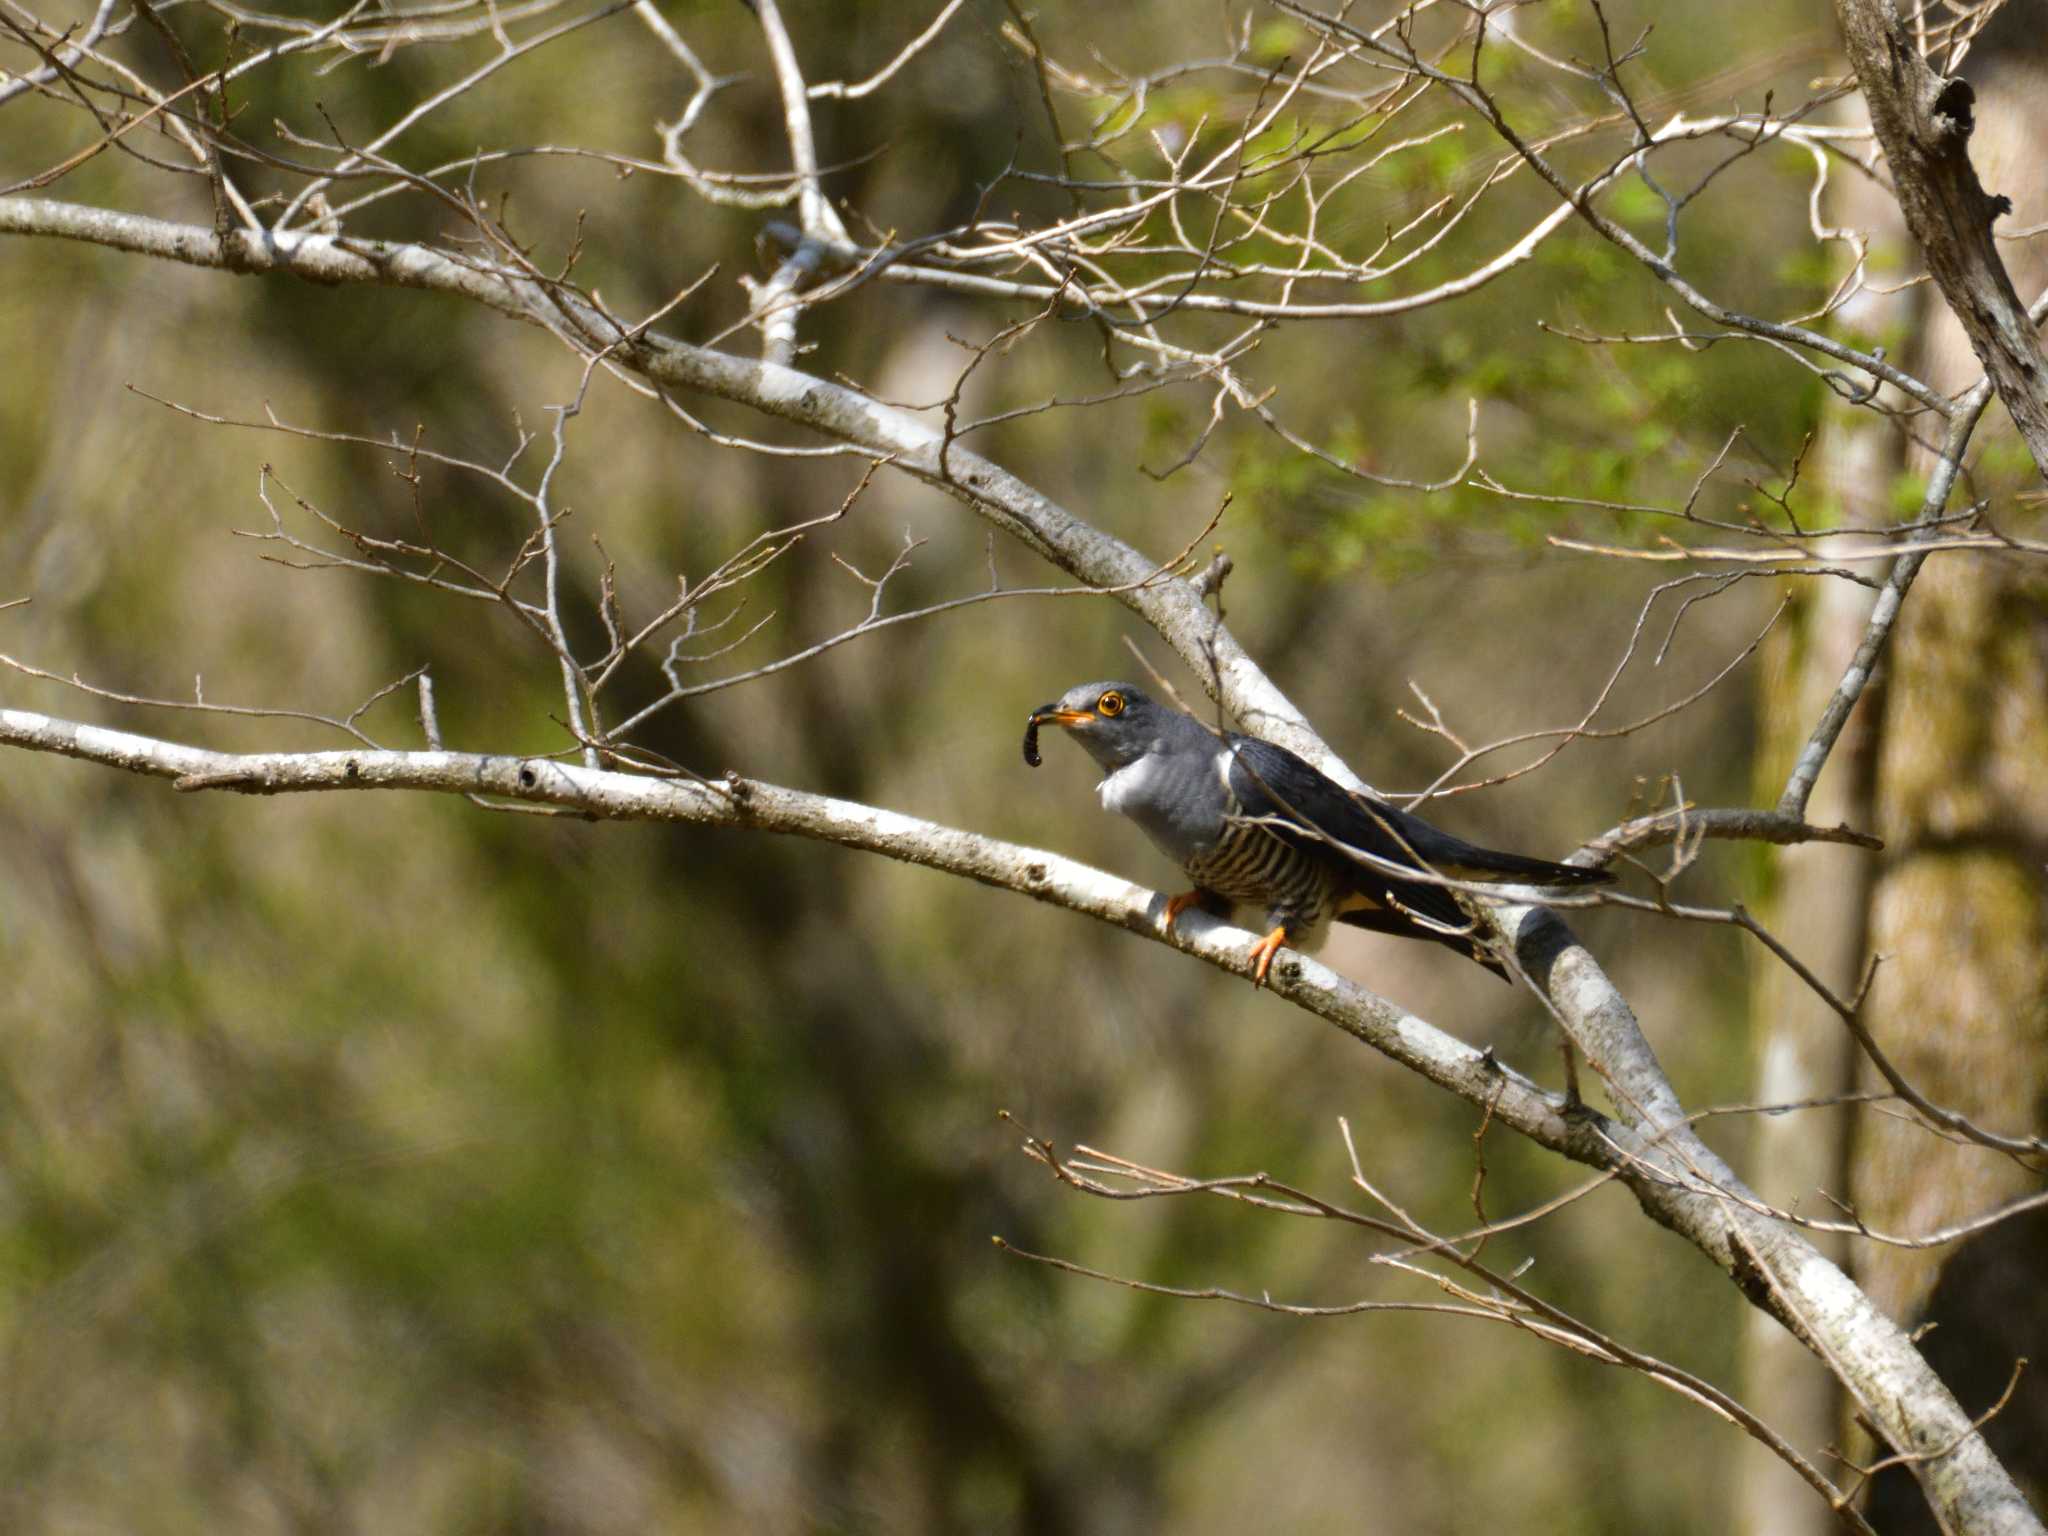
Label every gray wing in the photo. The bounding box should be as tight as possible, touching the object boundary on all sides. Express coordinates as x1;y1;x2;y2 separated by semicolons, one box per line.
1224;736;1610;965
1223;736;1477;939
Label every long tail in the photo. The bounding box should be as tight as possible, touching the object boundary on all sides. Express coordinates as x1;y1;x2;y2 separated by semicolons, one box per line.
1333;850;1609;980
1455;848;1613;887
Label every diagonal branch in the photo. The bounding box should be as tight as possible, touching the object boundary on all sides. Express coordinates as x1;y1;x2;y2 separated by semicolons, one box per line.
0;195;1341;780
1778;377;1995;817
0;696;2037;1535
2;184;2039;1534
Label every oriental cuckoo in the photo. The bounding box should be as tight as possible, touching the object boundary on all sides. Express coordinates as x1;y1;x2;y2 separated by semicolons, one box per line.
1026;681;1613;986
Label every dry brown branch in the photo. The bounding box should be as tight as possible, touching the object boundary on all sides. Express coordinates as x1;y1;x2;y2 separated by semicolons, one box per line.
998;1117;1877;1533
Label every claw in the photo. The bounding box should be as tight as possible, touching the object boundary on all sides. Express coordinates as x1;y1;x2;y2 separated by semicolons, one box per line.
1248;926;1288;988
1162;890;1205;933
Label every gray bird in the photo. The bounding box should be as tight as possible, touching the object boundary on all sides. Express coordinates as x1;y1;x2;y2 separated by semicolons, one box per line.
1026;681;1613;986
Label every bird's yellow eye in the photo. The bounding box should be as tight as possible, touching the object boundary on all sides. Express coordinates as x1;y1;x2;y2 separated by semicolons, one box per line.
1097;691;1126;717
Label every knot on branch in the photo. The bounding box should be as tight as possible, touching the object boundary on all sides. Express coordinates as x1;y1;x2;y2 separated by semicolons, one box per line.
173;767;267;792
1191;549;1233;601
218;229;260;276
1727;1232;1787;1328
721;770;756;817
754;220;850;279
1929;75;1975;136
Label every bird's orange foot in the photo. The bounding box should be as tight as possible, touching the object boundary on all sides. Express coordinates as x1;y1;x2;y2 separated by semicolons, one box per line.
1248;926;1289;988
1162;890;1206;933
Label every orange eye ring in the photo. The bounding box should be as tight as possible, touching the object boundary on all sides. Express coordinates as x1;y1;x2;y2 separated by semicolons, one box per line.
1097;690;1126;717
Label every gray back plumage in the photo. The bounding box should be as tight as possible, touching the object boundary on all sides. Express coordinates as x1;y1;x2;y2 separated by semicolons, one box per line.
1032;680;1612;973
1048;682;1342;927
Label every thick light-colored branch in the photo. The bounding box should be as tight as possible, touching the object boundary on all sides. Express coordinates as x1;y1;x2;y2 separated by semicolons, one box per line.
0;701;1573;1136
2;190;2035;1534
1833;0;2048;479
1500;906;2041;1536
752;0;848;245
0;708;1871;1193
1;698;2034;1535
743;0;848;361
0;196;1337;777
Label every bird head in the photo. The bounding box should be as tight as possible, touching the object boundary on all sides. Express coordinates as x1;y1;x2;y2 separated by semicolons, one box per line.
1027;681;1172;772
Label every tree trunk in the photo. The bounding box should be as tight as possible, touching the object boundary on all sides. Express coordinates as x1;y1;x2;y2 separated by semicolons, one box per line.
1850;12;2048;1527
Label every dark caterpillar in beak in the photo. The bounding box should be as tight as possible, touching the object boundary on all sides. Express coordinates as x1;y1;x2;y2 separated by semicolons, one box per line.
1022;715;1043;768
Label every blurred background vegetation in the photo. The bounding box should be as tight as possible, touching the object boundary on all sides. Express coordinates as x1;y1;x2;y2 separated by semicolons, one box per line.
1;1;2037;1531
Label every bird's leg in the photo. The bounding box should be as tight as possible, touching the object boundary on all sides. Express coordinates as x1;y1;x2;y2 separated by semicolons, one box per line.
1162;890;1204;931
1248;925;1290;988
1161;888;1228;934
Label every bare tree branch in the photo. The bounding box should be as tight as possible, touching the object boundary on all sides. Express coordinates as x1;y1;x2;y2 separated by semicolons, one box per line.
0;195;1348;780
0;694;2034;1531
1778;378;1995;818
